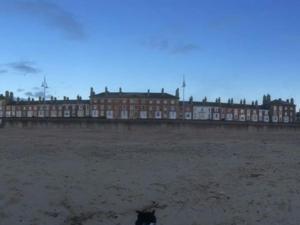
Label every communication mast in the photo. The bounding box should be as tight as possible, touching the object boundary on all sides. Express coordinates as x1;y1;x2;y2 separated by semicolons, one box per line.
182;75;186;120
41;76;48;102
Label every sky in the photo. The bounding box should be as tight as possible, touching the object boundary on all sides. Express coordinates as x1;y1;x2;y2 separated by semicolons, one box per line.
0;0;300;108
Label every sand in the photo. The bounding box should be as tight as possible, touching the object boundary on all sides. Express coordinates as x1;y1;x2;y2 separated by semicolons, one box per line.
1;125;300;225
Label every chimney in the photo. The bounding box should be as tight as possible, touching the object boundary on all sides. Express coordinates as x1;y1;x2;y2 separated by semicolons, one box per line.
175;88;179;98
90;87;95;97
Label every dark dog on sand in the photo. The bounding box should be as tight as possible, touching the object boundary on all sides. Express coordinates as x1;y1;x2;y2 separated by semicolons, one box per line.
135;210;156;225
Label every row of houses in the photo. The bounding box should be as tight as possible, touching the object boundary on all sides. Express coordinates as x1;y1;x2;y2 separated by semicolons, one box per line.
0;88;297;123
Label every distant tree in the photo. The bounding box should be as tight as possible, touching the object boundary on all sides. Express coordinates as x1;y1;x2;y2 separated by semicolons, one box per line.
189;96;193;103
255;100;258;106
243;99;246;105
203;96;207;102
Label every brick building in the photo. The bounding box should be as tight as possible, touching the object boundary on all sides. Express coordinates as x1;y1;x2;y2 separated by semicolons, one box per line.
90;88;180;119
3;97;89;118
0;89;297;123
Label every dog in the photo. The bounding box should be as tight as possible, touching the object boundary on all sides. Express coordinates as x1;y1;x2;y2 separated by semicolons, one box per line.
135;210;156;225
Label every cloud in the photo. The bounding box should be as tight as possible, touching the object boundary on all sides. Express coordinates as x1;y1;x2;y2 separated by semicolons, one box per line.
17;88;25;92
144;39;169;51
24;91;33;97
143;38;200;55
170;44;200;55
0;69;8;74
7;61;41;74
1;0;86;40
25;91;44;98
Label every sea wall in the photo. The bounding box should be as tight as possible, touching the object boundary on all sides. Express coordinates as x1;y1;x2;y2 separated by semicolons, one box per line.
1;118;300;132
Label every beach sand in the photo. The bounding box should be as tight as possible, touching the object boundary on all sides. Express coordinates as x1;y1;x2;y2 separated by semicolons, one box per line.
1;126;300;225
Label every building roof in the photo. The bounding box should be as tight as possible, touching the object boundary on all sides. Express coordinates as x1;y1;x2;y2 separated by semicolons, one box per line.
93;92;178;99
7;99;90;105
269;99;294;106
185;101;263;109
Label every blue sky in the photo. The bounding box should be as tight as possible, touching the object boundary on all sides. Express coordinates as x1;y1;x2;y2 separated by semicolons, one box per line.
0;0;300;108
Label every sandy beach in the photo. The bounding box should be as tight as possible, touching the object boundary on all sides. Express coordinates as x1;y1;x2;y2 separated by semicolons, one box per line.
1;125;300;225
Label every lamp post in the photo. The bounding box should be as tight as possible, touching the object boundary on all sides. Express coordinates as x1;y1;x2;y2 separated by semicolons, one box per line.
182;75;186;120
41;76;48;117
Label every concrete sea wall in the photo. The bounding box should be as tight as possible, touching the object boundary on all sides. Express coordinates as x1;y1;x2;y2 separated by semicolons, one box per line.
1;118;300;132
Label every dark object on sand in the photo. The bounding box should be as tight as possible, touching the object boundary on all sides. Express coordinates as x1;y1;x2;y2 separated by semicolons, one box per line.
135;210;156;225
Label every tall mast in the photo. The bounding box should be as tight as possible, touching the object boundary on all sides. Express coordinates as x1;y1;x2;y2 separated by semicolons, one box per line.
182;75;186;120
41;76;48;103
